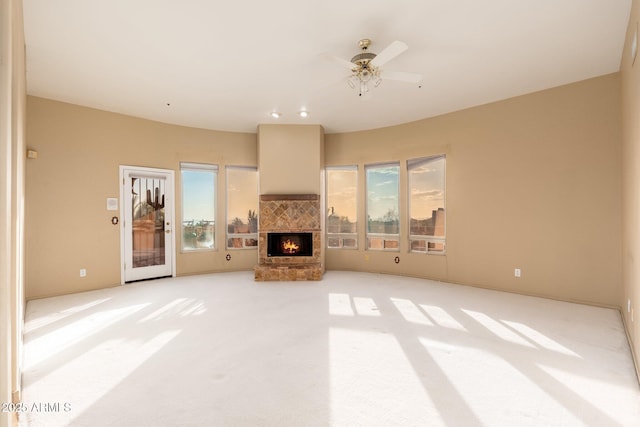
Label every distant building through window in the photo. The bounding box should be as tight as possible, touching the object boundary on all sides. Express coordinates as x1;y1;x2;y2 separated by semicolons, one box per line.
366;163;400;251
326;166;358;249
326;155;445;254
408;155;446;253
226;166;258;249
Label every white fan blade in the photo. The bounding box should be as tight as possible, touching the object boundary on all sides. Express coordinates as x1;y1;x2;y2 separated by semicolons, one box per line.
321;52;356;70
370;40;408;68
382;70;423;84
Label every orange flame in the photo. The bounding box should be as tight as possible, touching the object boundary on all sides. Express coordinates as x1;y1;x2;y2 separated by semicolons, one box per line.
282;239;300;254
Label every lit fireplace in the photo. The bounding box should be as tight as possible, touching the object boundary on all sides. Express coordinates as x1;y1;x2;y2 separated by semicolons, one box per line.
282;239;300;254
255;194;322;281
267;232;313;257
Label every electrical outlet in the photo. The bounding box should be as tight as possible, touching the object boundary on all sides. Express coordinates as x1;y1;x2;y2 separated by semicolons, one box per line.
80;269;86;277
514;268;521;278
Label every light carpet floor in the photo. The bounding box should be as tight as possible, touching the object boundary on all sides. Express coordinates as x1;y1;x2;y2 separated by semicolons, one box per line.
18;271;640;426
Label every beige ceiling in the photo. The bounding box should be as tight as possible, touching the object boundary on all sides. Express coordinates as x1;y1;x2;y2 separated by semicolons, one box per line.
23;0;631;133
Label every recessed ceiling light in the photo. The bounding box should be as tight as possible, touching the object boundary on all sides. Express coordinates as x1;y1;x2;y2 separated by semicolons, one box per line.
270;112;281;119
299;110;309;118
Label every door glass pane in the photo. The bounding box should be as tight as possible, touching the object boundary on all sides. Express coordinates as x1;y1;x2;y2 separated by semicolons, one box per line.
131;176;166;268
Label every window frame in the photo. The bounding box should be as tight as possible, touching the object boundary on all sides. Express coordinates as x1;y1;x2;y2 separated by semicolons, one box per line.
180;162;218;252
407;155;446;255
225;165;259;250
365;162;400;252
326;165;359;250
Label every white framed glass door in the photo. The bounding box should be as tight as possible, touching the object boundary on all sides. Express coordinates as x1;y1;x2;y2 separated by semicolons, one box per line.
120;166;175;283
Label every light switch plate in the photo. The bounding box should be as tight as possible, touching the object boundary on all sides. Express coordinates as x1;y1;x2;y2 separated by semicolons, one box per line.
107;198;118;211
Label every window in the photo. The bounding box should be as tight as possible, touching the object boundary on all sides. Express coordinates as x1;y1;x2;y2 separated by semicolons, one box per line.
181;163;217;251
226;166;258;249
326;166;358;249
408;155;446;253
366;163;400;250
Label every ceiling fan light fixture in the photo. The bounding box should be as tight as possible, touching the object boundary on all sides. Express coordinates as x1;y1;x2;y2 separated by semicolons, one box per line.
359;80;369;97
346;39;387;97
331;38;418;97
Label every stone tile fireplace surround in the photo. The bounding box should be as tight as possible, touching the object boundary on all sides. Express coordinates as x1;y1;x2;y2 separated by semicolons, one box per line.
254;194;322;281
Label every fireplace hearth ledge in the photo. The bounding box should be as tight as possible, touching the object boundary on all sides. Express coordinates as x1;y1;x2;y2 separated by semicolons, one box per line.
254;263;323;281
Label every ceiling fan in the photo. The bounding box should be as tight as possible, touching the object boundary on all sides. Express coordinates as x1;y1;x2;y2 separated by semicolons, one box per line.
328;38;423;97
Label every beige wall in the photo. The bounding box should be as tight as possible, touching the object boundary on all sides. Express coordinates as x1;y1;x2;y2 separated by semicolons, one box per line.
257;124;324;195
26;97;257;299
10;0;26;410
26;75;623;309
25;54;626;308
1;0;26;425
13;0;640;411
256;124;326;272
326;73;622;307
622;0;640;378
